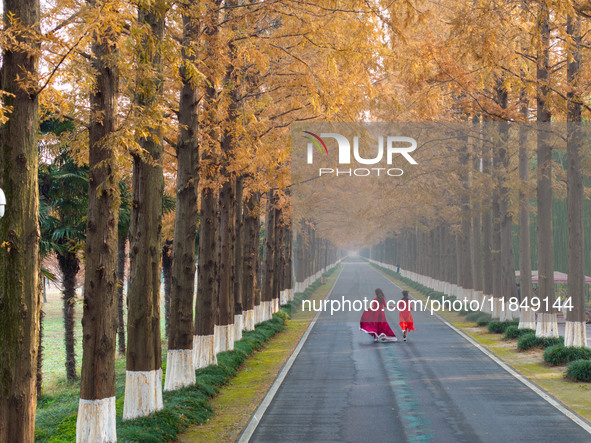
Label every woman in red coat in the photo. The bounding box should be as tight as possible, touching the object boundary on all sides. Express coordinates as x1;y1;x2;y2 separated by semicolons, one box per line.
360;288;398;342
398;290;415;342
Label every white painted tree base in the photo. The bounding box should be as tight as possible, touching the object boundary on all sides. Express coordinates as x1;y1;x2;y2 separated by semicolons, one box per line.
499;300;513;322
242;309;255;331
214;324;235;353
122;369;163;420
164;349;195;391
264;301;273;321
272;298;280;313
76;396;116;443
491;298;502;319
234;314;243;342
193;334;217;369
564;321;587;347
254;304;262;324
535;313;559;338
280;290;288;305
518;309;536;330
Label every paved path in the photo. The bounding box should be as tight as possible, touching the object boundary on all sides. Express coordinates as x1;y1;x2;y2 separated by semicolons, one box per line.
244;259;591;442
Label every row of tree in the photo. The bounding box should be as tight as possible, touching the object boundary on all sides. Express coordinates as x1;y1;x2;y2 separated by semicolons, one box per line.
1;0;359;440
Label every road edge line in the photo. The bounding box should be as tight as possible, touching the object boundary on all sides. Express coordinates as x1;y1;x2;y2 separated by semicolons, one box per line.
236;265;344;443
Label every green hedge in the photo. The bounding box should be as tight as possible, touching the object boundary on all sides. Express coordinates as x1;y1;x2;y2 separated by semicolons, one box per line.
567;359;591;382
504;326;535;340
517;333;563;351
488;321;519;334
476;314;492;326
543;344;591;366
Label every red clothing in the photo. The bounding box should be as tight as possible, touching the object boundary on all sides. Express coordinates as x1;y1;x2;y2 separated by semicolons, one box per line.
360;297;397;339
398;299;415;331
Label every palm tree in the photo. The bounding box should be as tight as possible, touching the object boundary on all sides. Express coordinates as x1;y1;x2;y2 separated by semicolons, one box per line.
39;152;88;381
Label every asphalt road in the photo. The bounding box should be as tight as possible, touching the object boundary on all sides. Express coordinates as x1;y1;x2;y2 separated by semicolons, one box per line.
246;259;591;443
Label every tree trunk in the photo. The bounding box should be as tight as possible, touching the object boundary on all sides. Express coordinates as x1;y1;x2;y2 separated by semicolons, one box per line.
164;8;200;388
564;12;585;346
117;236;127;355
123;5;165;420
216;173;236;350
535;1;557;337
496;84;518;321
242;191;261;330
233;175;245;339
58;251;80;381
518;90;534;329
162;239;173;339
194;187;218;368
77;9;120;439
0;0;41;438
37;308;44;399
261;192;276;321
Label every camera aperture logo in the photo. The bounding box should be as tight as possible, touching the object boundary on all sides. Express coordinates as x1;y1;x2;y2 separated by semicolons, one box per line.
303;131;418;177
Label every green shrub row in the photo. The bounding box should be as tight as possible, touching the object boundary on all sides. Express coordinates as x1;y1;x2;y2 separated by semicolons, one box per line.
517;333;563;351
543;344;591;366
567;359;591;382
504;326;535;340
487;321;519;334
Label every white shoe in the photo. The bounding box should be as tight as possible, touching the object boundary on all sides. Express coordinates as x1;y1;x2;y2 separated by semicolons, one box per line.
381;336;398;343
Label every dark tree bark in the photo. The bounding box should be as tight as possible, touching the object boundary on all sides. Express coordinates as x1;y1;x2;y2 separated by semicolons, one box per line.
518;92;534;328
165;6;200;387
58;251;80;381
234;176;245;317
261;192;276;320
535;1;556;337
242;190;260;329
565;12;585;346
117;236;127;355
77;5;120;438
495;82;518;321
0;0;41;438
37;308;44;399
162;239;173;339
195;186;218;366
124;4;165;419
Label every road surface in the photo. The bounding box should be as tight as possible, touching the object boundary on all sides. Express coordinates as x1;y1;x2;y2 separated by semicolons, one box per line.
244;258;591;443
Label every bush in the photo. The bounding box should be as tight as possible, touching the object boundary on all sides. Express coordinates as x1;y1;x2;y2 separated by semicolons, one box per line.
544;345;591;366
518;333;563;351
505;326;535;340
476;314;492;326
567;359;591;382
466;311;483;322
488;321;519;334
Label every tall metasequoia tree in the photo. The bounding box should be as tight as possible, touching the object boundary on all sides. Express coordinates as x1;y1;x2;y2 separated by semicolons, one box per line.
495;82;518;321
518;90;534;329
0;0;41;438
195;0;222;367
234;175;245;339
123;3;166;419
116;236;127;355
241;189;261;330
216;0;240;349
76;2;121;440
261;191;276;321
164;4;200;390
564;11;585;346
535;0;558;338
458;128;474;302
